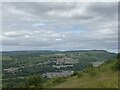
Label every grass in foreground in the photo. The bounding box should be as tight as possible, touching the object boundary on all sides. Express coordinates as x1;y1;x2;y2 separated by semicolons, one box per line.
51;60;118;88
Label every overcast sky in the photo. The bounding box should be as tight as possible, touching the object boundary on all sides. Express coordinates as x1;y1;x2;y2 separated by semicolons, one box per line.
2;2;118;52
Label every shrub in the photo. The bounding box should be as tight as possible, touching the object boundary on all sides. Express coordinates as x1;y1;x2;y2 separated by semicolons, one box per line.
52;77;66;84
111;60;120;71
25;75;44;88
72;71;79;76
76;72;83;78
89;68;99;77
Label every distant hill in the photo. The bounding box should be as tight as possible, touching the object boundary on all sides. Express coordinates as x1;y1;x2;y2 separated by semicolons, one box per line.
2;50;116;56
2;50;61;56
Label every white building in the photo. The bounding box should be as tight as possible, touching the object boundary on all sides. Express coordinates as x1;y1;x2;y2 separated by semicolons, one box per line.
43;71;74;78
90;61;104;67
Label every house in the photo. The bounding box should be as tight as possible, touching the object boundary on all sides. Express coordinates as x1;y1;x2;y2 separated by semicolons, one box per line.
90;61;104;67
52;64;73;68
43;71;74;78
4;67;19;73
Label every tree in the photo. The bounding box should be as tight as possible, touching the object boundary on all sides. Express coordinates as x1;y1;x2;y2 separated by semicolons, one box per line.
117;53;120;59
117;53;120;70
25;75;44;88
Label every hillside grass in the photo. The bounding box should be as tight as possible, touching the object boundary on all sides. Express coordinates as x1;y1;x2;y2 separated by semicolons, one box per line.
52;60;118;88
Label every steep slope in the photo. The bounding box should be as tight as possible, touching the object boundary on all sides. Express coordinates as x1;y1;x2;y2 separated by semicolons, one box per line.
52;60;118;88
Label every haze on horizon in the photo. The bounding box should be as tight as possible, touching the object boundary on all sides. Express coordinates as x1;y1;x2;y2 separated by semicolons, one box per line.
2;2;118;53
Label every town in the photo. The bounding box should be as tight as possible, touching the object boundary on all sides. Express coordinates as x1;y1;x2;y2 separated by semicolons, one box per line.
3;56;105;78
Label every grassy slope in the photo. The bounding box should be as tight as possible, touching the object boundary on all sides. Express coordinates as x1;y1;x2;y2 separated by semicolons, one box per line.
53;60;118;88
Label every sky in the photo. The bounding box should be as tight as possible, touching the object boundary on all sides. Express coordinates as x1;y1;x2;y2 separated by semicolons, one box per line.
1;2;118;52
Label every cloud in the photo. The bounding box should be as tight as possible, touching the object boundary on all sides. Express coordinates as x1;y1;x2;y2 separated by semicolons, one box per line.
33;23;45;27
2;2;118;52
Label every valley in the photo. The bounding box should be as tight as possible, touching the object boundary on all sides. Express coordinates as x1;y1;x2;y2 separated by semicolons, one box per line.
2;50;117;88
